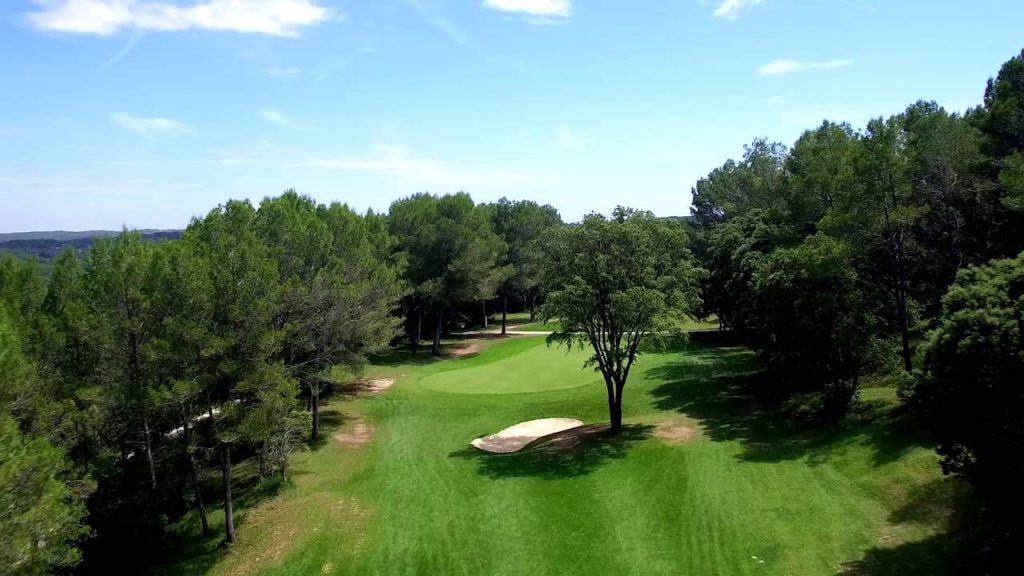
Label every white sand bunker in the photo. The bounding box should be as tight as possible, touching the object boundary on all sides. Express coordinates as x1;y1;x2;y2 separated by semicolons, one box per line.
471;418;584;454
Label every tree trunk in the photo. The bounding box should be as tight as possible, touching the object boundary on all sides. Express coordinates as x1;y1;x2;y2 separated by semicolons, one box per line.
609;393;623;434
183;417;209;535
143;414;157;491
529;293;536;322
188;448;209;535
220;444;235;544
310;386;320;442
501;293;508;336
413;309;423;354
432;307;444;357
482;301;488;328
895;287;912;372
605;378;624;434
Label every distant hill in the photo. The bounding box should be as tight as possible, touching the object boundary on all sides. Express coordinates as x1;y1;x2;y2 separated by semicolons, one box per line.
0;229;176;242
0;230;182;271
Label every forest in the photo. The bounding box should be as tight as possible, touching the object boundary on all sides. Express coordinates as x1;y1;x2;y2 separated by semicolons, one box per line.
1;49;1022;575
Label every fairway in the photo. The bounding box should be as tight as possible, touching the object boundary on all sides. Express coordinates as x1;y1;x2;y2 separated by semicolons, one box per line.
419;338;598;394
162;335;960;576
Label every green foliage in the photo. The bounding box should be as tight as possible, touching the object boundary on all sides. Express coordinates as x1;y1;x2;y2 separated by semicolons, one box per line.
913;252;1024;500
0;311;88;576
751;235;880;417
482;197;562;304
389;192;507;353
237;364;309;479
542;209;702;430
0;415;90;576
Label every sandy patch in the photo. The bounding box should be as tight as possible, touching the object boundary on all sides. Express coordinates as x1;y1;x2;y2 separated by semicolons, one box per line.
448;342;482;358
643;415;703;445
471;418;584;453
333;419;374;447
362;378;395;393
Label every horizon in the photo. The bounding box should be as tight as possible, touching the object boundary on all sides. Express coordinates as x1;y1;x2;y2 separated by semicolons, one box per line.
3;1;1023;232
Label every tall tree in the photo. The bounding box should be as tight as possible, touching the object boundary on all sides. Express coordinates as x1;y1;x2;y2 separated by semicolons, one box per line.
484;198;562;332
390;193;507;355
185;200;283;544
256;192;404;441
0;311;89;576
541;209;702;432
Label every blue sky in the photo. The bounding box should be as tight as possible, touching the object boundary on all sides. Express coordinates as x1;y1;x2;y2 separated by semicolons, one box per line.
1;0;1022;231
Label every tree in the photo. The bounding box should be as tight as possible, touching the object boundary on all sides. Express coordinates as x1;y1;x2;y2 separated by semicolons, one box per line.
184;200;283;544
256;192;404;441
84;233;165;491
0;415;89;576
541;209;702;432
750;235;879;418
236;363;309;480
389;193;507;355
912;252;1024;508
0;311;89;576
484;198;562;332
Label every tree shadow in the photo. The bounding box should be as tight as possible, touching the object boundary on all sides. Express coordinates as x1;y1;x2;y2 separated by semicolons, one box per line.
836;477;976;575
450;423;654;480
646;342;934;466
835;533;961;576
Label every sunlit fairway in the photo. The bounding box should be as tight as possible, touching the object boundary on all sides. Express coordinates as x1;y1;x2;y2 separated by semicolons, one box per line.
160;336;962;576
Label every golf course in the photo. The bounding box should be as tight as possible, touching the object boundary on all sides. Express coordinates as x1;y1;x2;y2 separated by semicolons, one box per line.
159;334;961;576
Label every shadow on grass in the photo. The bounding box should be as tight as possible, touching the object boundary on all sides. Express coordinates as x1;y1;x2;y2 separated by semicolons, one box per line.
646;342;934;466
835;533;961;576
837;477;976;575
155;463;287;576
450;423;654;479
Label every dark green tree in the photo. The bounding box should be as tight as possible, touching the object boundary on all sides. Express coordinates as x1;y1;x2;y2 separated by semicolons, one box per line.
389;193;507;355
541;209;702;432
483;198;562;332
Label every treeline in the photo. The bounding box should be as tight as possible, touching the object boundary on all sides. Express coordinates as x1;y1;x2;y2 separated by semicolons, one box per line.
0;192;559;574
0;230;182;273
689;49;1024;562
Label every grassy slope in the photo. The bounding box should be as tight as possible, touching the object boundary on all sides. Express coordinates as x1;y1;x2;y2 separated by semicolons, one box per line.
160;336;962;576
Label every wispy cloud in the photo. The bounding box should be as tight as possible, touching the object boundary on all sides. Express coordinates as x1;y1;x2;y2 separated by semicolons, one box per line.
27;0;332;37
556;126;584;151
402;0;475;49
483;0;571;19
258;108;305;130
110;112;189;136
712;0;763;21
757;58;853;77
306;144;550;187
267;66;301;78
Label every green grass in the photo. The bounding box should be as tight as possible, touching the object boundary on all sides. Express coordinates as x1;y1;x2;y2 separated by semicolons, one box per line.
159;336;963;576
511;320;563;332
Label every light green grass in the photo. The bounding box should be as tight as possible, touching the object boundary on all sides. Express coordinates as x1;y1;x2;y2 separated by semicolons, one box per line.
419;339;597;394
511;320;563;332
160;336;962;576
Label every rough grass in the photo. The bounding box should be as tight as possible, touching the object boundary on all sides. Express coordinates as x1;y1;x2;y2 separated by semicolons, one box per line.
158;336;964;576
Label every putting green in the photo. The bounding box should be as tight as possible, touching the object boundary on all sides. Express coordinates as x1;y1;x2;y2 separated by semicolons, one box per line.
419;337;601;394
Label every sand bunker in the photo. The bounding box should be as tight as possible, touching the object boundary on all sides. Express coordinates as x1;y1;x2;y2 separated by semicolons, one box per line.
362;378;395;393
471;418;584;453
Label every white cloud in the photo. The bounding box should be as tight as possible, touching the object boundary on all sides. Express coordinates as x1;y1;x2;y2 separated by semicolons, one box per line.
483;0;571;17
305;144;551;187
757;58;853;77
110;112;189;136
258;108;303;130
556;126;584;151
267;66;301;77
712;0;763;21
27;0;331;37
